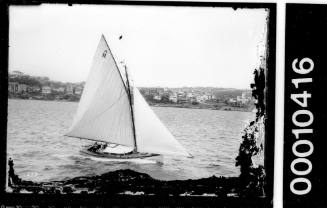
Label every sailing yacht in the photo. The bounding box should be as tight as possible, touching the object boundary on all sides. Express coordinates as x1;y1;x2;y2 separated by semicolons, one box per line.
66;35;191;161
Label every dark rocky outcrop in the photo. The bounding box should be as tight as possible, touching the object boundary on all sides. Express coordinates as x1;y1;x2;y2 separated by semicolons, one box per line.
235;67;266;197
8;158;238;196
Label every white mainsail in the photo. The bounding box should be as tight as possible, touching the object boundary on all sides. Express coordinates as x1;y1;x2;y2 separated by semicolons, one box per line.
67;35;191;157
134;88;191;157
66;35;135;147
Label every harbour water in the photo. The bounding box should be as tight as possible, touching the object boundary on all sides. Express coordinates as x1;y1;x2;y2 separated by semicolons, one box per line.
7;99;255;182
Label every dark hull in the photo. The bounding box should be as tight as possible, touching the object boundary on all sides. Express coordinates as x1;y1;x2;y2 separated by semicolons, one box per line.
80;146;160;159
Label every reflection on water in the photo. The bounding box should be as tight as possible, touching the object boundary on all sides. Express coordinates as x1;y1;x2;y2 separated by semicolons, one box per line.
7;99;255;182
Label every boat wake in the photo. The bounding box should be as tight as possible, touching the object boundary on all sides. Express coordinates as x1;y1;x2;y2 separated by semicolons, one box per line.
84;156;158;164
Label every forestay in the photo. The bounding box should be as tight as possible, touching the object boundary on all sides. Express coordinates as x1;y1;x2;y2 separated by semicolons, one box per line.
133;87;191;157
66;35;135;147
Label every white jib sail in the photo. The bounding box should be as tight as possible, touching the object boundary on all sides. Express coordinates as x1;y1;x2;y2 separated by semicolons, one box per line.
66;35;135;147
133;87;191;157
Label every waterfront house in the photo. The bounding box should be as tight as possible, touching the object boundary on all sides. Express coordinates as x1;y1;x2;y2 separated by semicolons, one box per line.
153;95;161;101
11;71;24;78
196;95;210;103
177;94;189;104
74;86;83;95
189;97;198;103
27;86;41;93
186;93;193;98
169;94;178;103
148;88;164;96
203;94;210;100
59;87;65;92
237;95;247;104
196;96;204;103
19;84;27;93
42;86;52;94
8;82;27;93
228;98;237;104
66;84;74;95
148;88;158;96
139;88;150;96
8;82;19;93
204;93;214;100
178;97;189;104
52;87;65;93
157;88;164;96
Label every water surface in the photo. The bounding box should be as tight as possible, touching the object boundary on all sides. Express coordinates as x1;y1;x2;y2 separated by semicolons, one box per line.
7;99;255;182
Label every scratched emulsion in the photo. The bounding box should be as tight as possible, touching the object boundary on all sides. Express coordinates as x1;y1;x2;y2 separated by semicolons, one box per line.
7;99;256;182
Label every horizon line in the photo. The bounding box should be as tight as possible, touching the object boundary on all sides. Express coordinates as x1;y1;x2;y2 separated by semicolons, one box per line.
9;70;253;90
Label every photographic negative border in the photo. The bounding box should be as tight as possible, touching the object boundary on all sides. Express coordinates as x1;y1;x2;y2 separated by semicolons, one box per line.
284;4;327;207
0;1;276;207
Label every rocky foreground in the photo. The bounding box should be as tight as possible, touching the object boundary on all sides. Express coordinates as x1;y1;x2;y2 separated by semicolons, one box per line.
8;158;239;196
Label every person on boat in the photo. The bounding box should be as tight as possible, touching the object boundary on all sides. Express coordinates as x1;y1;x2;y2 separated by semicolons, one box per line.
88;142;101;152
95;143;107;153
95;142;109;153
101;143;108;150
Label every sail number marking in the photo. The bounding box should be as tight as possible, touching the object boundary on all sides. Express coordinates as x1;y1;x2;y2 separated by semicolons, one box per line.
289;57;314;196
102;50;108;58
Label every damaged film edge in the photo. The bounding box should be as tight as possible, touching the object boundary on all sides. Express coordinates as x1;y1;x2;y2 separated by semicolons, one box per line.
0;1;276;207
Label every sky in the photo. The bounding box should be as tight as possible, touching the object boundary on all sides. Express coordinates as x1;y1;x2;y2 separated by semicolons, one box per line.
9;4;268;89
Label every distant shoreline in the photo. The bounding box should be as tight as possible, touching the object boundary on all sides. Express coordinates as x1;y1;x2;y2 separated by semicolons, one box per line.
8;97;254;113
148;103;254;112
8;97;79;103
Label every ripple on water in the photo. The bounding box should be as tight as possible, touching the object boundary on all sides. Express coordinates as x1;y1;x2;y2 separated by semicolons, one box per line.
7;100;255;181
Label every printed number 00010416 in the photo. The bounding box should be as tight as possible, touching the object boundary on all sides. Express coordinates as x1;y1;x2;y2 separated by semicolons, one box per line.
290;58;314;196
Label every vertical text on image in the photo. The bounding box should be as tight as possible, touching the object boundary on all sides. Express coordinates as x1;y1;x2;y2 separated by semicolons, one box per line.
289;57;314;195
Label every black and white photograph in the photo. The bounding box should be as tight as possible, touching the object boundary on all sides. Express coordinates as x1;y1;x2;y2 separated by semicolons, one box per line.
2;2;276;206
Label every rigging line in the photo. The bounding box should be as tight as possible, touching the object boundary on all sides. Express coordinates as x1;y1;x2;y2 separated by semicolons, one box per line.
125;67;137;152
101;35;129;96
72;88;126;131
125;100;133;144
124;98;134;145
125;99;134;145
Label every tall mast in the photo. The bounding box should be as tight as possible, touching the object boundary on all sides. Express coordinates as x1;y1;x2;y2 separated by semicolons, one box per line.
124;65;138;152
